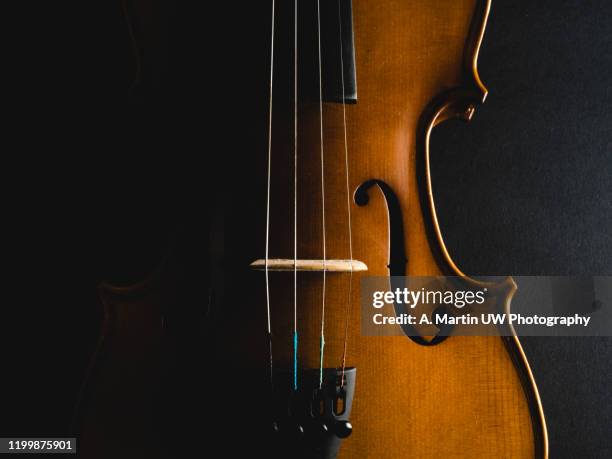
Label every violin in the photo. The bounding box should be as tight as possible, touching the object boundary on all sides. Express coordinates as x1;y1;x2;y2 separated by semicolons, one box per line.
225;0;548;457
74;0;548;457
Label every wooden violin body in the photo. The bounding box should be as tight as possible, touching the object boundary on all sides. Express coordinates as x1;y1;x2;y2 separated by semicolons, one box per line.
73;278;168;459
74;1;548;457
224;0;548;457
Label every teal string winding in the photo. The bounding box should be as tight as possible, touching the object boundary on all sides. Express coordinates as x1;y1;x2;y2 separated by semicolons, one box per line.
293;331;298;391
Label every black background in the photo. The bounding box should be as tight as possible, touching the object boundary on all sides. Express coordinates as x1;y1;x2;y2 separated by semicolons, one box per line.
0;1;610;457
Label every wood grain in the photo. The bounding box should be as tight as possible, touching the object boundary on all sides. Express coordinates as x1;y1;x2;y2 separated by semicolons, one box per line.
239;0;548;457
75;1;549;457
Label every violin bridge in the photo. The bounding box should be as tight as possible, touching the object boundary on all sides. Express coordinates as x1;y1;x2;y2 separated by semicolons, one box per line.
250;259;367;273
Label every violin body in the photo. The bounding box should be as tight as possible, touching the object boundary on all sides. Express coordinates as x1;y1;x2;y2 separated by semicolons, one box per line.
73;278;168;459
74;0;548;457
223;0;548;457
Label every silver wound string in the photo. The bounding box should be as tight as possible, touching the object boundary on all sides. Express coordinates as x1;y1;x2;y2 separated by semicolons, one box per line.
316;0;327;389
265;0;276;389
293;0;299;392
337;0;354;388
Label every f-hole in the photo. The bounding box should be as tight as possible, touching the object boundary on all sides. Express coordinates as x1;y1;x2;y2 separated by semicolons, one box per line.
355;179;448;346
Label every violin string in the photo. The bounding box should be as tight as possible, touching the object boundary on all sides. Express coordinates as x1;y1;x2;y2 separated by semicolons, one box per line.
264;0;276;391
292;0;299;392
316;0;327;389
337;0;354;388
